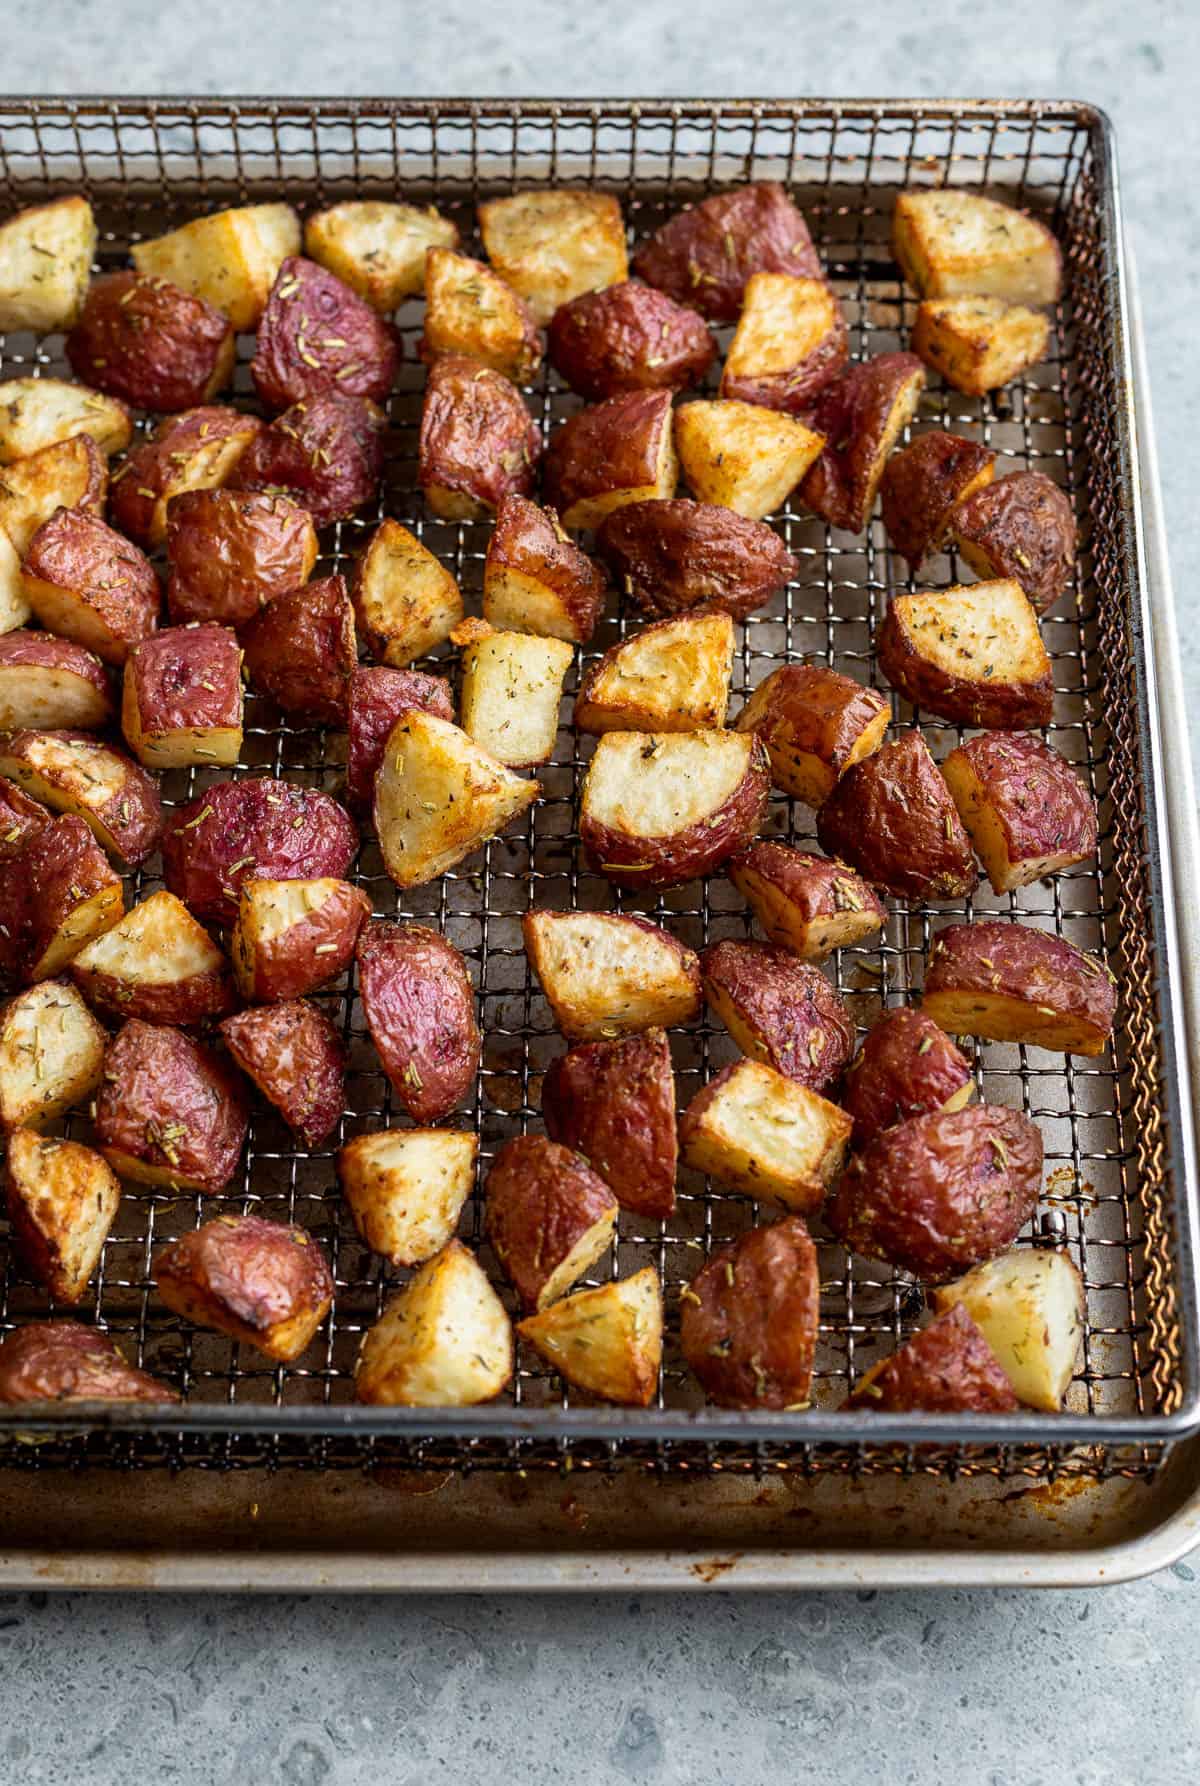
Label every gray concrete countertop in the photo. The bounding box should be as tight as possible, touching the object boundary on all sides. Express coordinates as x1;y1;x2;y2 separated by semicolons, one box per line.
3;5;1200;1782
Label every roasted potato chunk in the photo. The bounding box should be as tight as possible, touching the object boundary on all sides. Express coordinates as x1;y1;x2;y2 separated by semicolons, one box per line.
132;201;301;330
420;247;541;383
479;188;628;326
22;507;159;667
220;999;346;1149
734;664;890;806
0;529;29;632
5;1128;121;1305
892;189;1062;305
121;622;243;768
0;773;51;855
829;1104;1044;1282
0;1321;176;1406
633;182;822;322
547;279;716;400
373;709;538;889
941;732;1096;893
0;377;131;464
357;921;480;1124
70;889;235;1027
842;1007;973;1151
485;1135;618;1311
519;1268;662;1407
455;621;571;768
543;388;677;531
847;1304;1018;1412
483;493;606;642
352;518;464;666
162;778;357;928
166;487;318;629
951;471;1076;617
0;196;96;333
721;273;848;410
110;406;264;550
0;630;112;731
355;1239;513;1407
0;431;108;558
251;255;399;410
93;1018;249;1194
596;498;796;623
231;876;371;1003
305;198;459;311
339;1127;478;1267
241;574;356;726
679;1058;851;1211
727;842;886;960
923;920;1115;1056
674;399;824;520
542;1027;677;1220
816;729;979;901
579;728;768;891
680;1216;819;1409
575;611;733;735
0;729;161;867
912;295;1051;396
0;979;106;1133
879;430;996;574
66;271;235;413
232;391;385;529
419;354;540;521
0;814;123;984
156;1213;333;1363
799;352;926;533
345;664;454;812
932;1246;1085;1411
522;908;701;1041
879;578;1053;729
700;939;854;1092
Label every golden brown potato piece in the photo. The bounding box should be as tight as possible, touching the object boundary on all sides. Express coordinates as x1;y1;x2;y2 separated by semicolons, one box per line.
674;399;824;520
93;1018;250;1194
166;488;318;628
548;279;716;401
941;732;1096;893
66;271;235;413
700;939;854;1092
419;355;540;521
70;889;235;1028
799;352;926;532
878;579;1053;729
231;876;371;1003
339;1128;478;1267
734;664;890;806
304;199;459;311
0;431;108;559
580;728;768;891
522;908;701;1041
842;1007;973;1151
0;1321;176;1406
679;1215;819;1409
356;920;480;1125
847;1304;1019;1412
109;406;264;550
0;377;131;464
892;189;1062;305
0;979;107;1133
0;196;96;333
0;528;29;632
479;188;628;326
633;182;822;322
121;622;243;769
829;1103;1044;1281
543;389;677;531
241;574;356;727
345;664;454;811
912;296;1051;396
679;1057;851;1212
596;499;797;623
922;920;1115;1056
0;630;112;731
0;728;161;868
5;1128;121;1305
420;247;541;382
816;729;978;902
355;1239;513;1407
132;201;302;330
951;471;1076;617
457;622;572;767
483;493;607;642
518;1268;662;1407
574;611;733;735
251;255;399;411
232;391;386;529
156;1214;333;1363
932;1247;1085;1411
21;508;159;667
485;1135;618;1311
879;430;996;574
0;813;123;984
220;999;346;1150
727;842;886;961
721;273;847;410
542;1027;677;1220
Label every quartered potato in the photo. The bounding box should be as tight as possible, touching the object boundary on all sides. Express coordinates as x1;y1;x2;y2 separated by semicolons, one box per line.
356;921;480;1124
679;1215;819;1409
815;729;978;902
932;1246;1086;1411
922;920;1115;1056
0;1321;177;1406
352;517;464;667
231;876;371;1004
232;391;386;528
93;1019;250;1194
0;431;107;557
0;195;96;333
596;498;796;623
679;1058;851;1212
0;377;131;464
241;574;357;727
574;610;733;735
67;270;236;413
220;999;347;1150
0;813;124;984
419;355;540;521
122;622;244;768
0;979;107;1133
0;631;113;731
345;664;454;812
912;295;1051;396
542;1027;677;1221
0;728;162;867
548;279;715;401
728;842;886;961
842;1007;973;1151
522;908;701;1041
941;731;1097;892
892;189;1062;305
734;663;890;806
633;182;822;322
110;406;264;550
700;939;854;1092
166;487;317;628
951;470;1076;616
483;492;607;643
479;188;628;326
799;352;926;533
847;1303;1019;1412
456;621;573;767
5;1128;120;1305
880;429;996;574
720;272;847;411
674;398;824;520
304;198;459;311
878;578;1054;729
339;1127;478;1267
420;246;542;383
132;201;302;329
251;255;399;410
70;889;235;1027
518;1268;662;1406
156;1213;334;1363
485;1134;617;1311
543;388;677;531
21;508;160;667
355;1239;513;1407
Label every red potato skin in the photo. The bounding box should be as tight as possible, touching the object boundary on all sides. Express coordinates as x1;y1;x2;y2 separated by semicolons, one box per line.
943;731;1096;879
953;471;1076;616
240;573;357;726
22;508;161;666
486;493;607;639
252;256;399;412
232;392;386;528
542;389;673;519
722;293;848;414
547;280;717;400
0;730;163;868
237;877;371;1002
155;1215;334;1358
735;664;890;799
66;270;234;413
125;622;242;735
842;1006;973;1151
0;813;119;981
596;499;796;622
356;921;480;1125
485;1135;618;1312
923;920;1116;1050
880;431;996;573
700;939;855;1092
799;352;927;532
877;598;1054;731
828;1104;1044;1282
71;938;236;1029
110;407;264;547
727;841;887;948
541;1027;677;1220
93;1019;250;1194
419;355;540;514
847;1303;1019;1412
166;488;318;628
162;778;358;928
220;1000;346;1149
345;665;454;812
0;1322;178;1406
680;1216;819;1409
816;731;979;901
0;630;113;729
633;182;823;322
0;776;51;858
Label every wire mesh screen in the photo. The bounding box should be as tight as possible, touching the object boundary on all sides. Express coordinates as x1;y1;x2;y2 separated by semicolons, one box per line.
0;98;1192;1480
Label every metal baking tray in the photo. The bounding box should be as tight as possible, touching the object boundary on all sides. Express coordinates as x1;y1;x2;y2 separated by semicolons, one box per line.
0;98;1197;1582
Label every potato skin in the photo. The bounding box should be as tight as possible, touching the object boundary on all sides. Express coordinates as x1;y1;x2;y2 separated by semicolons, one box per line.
484;493;607;641
232;392;385;528
700;939;854;1092
842;1007;973;1150
251;255;399;411
93;1018;250;1194
485;1135;618;1312
952;470;1076;616
109;406;264;549
542;1027;677;1220
633;182;822;322
0;729;163;869
166;488;318;627
232;876;371;1003
0;775;51;857
547;280;716;400
799;352;926;532
345;665;454;811
240;573;356;726
220;999;346;1149
0;813;122;983
0;630;113;730
877;587;1054;731
0;1321;177;1406
66;270;235;413
22;507;161;666
162;778;358;927
419;355;540;519
880;430;996;573
69;889;236;1027
941;731;1096;891
542;389;674;525
922;920;1116;1055
727;841;886;959
680;1215;819;1408
356;921;480;1124
155;1214;333;1363
816;730;979;901
122;622;242;763
828;1104;1044;1282
596;499;796;622
734;664;890;805
848;1303;1018;1412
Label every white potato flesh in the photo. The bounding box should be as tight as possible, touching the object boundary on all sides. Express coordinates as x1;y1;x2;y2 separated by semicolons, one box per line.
577;611;733;734
674;400;825;519
0;979;107;1131
339;1128;478;1265
71;890;225;992
517;1267;662;1405
723;274;841;379
893;579;1050;685
0;434;103;556
582;729;752;838
355;1240;513;1406
0;196;97;334
932;1247;1085;1411
893;190;1061;305
353;519;464;667
305;200;459;311
0;378;131;463
132;204;301;330
479;189;628;325
460;630;573;767
423;248;539;379
524;909;700;1040
5;1126;120;1303
681;1058;851;1209
0;529;32;632
914;296;1050;395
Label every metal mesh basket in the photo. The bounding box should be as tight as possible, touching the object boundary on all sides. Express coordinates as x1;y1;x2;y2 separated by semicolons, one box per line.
0;97;1195;1481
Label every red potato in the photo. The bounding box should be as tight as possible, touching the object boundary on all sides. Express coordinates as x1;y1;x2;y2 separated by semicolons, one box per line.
0;729;162;868
0;431;108;559
0;774;51;856
66;270;235;413
131;202;302;331
574;610;734;735
799;352;927;533
251;255;399;411
941;732;1097;893
952;471;1077;616
878;579;1054;730
891;189;1062;306
5;1128;121;1305
0;194;96;334
109;406;264;550
70;890;235;1027
93;1018;250;1194
231;876;371;1003
679;1057;851;1212
155;1214;333;1363
879;430;996;573
345;665;454;812
231;391;386;528
220;999;346;1149
931;1246;1086;1412
304;199;459;312
121;623;243;769
727;842;886;961
162;778;358;928
734;664;890;806
547;279;716;400
21;507;159;666
816;730;979;902
419;355;540;522
541;1027;677;1221
847;1304;1019;1412
166;488;318;628
828;1103;1044;1282
240;574;356;726
420;246;542;383
517;1269;662;1407
633;181;823;322
338;1127;478;1268
674;398;825;520
351;518;465;667
455;622;572;769
355;1239;513;1407
542;388;677;531
356;921;480;1125
922;920;1116;1056
0;1322;177;1406
842;1007;974;1151
0;528;27;634
911;296;1051;397
485;1134;619;1311
522;908;702;1041
721;272;848;411
482;493;607;642
0;979;107;1134
0;631;112;730
596;498;797;623
478;188;628;327
0;378;132;465
700;939;855;1092
0;813;123;984
679;1215;819;1409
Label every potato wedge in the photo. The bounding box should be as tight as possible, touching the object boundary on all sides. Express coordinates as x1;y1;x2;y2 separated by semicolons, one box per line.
879;430;996;574
355;1239;513;1407
847;1304;1018;1412
352;517;464;670
679;1215;819;1409
0;528;30;632
0;774;51;855
679;1057;851;1212
542;1027;677;1220
356;921;480;1124
575;611;733;735
932;1246;1086;1411
878;578;1053;729
799;352;926;532
132;201;302;330
485;1135;618;1311
220;999;346;1150
912;295;1051;396
892;189;1062;305
251;255;399;411
951;471;1076;617
457;622;572;767
166;487;318;628
674;399;824;520
231;876;371;1003
596;498;796;623
721;272;848;410
522;908;701;1041
922;920;1115;1056
0;813;123;984
0;432;107;558
700;939;854;1092
0;1321;176;1406
156;1214;333;1363
479;188;628;326
547;279;715;401
727;842;886;960
543;388;677;531
941;732;1097;893
419;355;540;521
0;631;112;731
339;1128;479;1267
5;1128;121;1305
0;729;162;867
0;979;107;1133
241;574;356;727
420;246;541;382
0;377;131;464
345;664;454;811
162;778;357;928
232;391;385;528
67;270;236;413
22;508;160;667
0;196;96;333
842;1007;973;1151
816;729;979;901
633;182;822;322
94;1019;249;1194
70;889;235;1027
518;1268;662;1407
483;493;606;642
734;664;890;806
109;406;264;550
304;199;459;311
121;622;243;768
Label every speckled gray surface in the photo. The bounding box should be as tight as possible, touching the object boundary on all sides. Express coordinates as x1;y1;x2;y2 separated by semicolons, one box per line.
4;5;1200;1782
